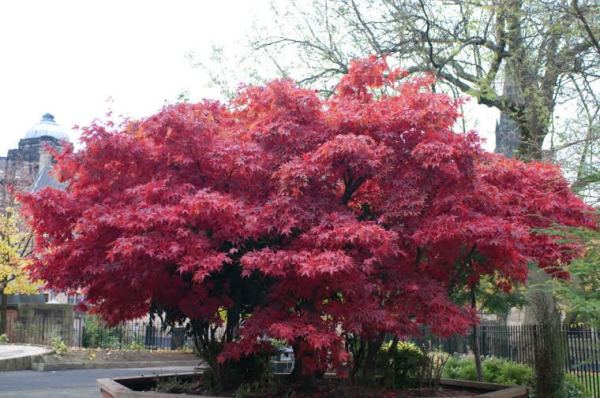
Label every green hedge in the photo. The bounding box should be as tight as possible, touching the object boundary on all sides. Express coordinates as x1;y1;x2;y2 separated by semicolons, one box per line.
442;355;589;398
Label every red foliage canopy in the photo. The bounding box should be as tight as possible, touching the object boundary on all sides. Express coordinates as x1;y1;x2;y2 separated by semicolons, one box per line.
19;56;594;374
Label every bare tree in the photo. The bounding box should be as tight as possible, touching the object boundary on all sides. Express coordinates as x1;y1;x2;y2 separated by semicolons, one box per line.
548;70;600;201
239;0;599;160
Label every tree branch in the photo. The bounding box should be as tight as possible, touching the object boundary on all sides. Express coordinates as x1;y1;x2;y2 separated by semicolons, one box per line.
572;0;600;55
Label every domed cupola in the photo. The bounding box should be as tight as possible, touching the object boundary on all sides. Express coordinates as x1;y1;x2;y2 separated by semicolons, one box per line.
24;113;69;141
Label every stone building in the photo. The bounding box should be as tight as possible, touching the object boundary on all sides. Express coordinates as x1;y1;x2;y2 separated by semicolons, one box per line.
0;113;67;209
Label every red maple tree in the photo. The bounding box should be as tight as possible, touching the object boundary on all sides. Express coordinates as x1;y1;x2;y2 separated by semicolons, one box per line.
19;56;595;383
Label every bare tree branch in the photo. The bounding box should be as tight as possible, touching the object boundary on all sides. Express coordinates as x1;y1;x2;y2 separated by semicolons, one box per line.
572;0;600;55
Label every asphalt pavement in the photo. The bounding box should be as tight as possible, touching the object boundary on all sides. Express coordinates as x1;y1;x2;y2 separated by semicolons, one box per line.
0;366;194;397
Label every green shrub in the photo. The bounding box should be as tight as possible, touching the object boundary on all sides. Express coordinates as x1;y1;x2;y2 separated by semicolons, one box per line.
481;357;534;386
563;374;590;398
443;355;532;386
443;355;589;398
442;355;478;381
51;336;68;355
0;334;7;344
377;341;429;389
82;315;124;349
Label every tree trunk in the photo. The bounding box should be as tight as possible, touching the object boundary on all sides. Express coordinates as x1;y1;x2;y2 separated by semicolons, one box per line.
360;335;384;383
494;65;522;157
526;273;565;398
494;0;523;158
470;287;483;382
496;0;559;161
290;350;303;380
523;270;554;323
0;291;7;336
290;341;316;389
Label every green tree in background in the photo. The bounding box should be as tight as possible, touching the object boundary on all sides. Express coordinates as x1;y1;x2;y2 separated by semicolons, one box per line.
553;228;600;327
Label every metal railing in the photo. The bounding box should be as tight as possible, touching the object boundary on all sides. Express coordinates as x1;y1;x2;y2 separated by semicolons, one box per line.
414;324;599;397
7;319;599;395
8;318;189;351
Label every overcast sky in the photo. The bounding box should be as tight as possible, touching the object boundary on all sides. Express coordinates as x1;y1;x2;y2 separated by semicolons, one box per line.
0;0;497;156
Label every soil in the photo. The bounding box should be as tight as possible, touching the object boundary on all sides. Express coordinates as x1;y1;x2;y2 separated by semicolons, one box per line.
270;385;478;398
396;390;477;397
158;385;478;397
52;347;197;363
151;375;479;397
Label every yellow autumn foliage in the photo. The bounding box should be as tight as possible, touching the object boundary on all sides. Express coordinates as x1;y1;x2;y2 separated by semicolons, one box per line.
0;208;40;295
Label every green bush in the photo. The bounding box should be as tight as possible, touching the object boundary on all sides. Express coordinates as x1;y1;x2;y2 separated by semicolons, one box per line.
0;334;7;344
443;355;532;386
443;355;588;398
82;315;124;349
529;374;589;398
51;336;68;355
377;341;429;389
482;357;534;386
442;355;478;381
563;374;590;398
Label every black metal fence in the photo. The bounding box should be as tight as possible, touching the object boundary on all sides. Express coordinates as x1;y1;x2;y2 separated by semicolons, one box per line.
8;318;190;351
7;319;599;395
415;324;599;397
79;321;189;350
8;319;73;347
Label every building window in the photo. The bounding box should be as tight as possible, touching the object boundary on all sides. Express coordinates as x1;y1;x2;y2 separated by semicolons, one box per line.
68;293;84;305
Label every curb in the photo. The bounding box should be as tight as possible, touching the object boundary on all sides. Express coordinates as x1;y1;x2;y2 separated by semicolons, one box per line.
0;352;52;372
0;345;54;372
33;359;200;371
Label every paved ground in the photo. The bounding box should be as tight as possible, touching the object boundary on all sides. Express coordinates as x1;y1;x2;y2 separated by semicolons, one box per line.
0;366;195;397
0;345;50;359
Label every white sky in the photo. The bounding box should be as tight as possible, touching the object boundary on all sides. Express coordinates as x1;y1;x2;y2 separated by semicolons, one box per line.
0;0;497;156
